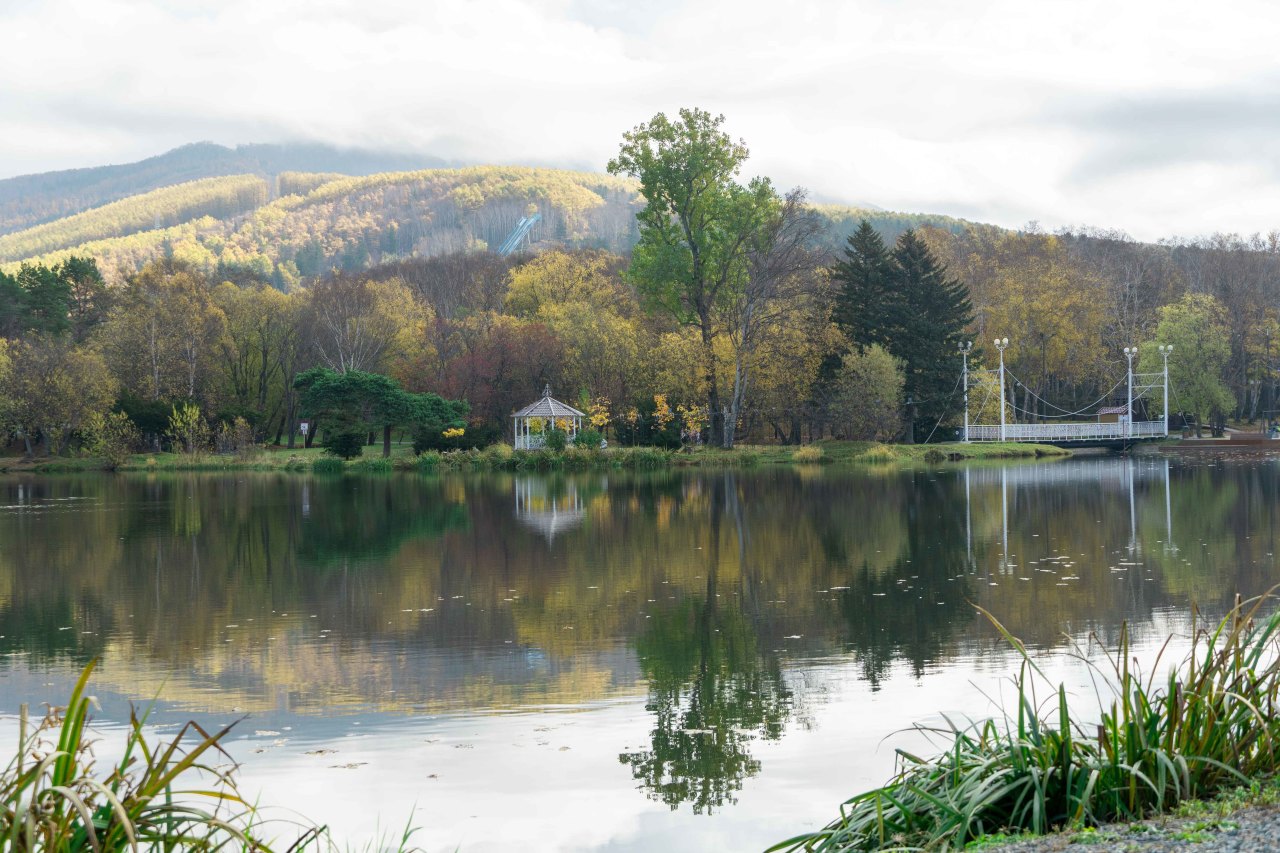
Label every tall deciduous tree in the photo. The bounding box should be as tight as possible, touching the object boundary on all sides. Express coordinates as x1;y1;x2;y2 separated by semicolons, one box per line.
302;274;426;374
98;259;227;405
720;188;823;447
1139;293;1234;435
608;108;774;446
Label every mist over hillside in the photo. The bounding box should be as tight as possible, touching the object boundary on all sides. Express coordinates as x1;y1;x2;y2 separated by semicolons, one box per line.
0;143;990;288
0;142;453;237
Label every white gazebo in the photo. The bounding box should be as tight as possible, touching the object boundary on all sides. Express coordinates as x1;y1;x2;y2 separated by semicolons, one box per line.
512;385;585;449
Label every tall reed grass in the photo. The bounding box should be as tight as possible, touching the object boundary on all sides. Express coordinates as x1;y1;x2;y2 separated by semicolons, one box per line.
772;593;1280;851
1;661;419;852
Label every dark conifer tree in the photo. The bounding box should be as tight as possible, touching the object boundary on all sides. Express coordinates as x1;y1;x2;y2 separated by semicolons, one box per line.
0;269;22;339
831;220;897;351
889;229;973;438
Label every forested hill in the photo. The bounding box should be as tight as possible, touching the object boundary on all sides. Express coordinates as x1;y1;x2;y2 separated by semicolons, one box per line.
0;151;984;287
0;142;451;236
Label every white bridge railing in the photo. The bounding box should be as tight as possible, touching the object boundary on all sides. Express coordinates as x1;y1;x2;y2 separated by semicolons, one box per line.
966;421;1167;443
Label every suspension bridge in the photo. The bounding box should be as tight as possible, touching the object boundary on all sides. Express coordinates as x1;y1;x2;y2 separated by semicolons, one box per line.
959;338;1174;448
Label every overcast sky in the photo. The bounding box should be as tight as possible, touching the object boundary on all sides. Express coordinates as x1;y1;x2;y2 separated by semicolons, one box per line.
2;0;1277;240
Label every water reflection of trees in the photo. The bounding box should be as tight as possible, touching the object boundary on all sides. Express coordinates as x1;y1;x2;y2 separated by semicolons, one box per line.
620;476;792;813
0;461;1273;721
835;472;974;689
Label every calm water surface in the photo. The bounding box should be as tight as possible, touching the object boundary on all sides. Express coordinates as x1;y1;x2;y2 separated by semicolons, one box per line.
1;457;1278;851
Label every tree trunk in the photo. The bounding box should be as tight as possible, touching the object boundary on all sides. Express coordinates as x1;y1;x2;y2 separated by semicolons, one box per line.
383;424;392;458
699;314;723;447
724;357;749;449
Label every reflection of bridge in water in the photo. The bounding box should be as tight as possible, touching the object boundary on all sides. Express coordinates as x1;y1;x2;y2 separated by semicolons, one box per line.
962;456;1167;490
965;457;1176;572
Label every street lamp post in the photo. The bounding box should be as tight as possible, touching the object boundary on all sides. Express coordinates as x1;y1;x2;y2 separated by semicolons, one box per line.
1158;344;1173;436
994;337;1009;441
1123;346;1137;439
959;341;973;442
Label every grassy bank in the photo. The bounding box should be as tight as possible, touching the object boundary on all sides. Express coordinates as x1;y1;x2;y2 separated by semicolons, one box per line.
1;440;1071;475
771;593;1280;852
964;773;1280;850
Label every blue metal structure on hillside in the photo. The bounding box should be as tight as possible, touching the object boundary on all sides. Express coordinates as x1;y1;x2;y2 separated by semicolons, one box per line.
496;212;542;255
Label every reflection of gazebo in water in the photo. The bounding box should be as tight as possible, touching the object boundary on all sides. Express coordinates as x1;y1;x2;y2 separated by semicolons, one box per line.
512;385;585;450
514;477;585;541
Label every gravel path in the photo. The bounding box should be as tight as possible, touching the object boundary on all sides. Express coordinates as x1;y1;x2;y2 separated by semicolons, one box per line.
979;804;1280;852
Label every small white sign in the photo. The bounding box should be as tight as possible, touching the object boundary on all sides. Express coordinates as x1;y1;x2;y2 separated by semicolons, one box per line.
299;422;310;434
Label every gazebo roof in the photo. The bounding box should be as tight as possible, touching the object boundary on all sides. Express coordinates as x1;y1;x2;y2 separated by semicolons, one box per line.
512;385;586;419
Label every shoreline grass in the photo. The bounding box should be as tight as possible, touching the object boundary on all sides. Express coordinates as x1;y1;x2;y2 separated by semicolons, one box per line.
2;660;412;852
0;440;1071;475
771;593;1280;852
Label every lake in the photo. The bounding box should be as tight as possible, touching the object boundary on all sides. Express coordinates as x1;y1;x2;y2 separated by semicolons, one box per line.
1;456;1276;851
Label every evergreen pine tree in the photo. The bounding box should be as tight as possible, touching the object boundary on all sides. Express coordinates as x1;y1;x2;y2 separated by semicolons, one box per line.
889;229;974;438
831;220;896;351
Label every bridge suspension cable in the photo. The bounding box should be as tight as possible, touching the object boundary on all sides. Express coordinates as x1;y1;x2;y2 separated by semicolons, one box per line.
960;338;1172;444
1004;371;1128;419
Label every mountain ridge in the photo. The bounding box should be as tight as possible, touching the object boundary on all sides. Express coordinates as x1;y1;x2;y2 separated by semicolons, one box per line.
0;142;454;237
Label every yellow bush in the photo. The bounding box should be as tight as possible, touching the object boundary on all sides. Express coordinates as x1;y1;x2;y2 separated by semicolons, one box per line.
791;445;825;463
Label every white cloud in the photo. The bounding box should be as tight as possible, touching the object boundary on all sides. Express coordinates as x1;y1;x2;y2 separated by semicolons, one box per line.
2;0;1279;239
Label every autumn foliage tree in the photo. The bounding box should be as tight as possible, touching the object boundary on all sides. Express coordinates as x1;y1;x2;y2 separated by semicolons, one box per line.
609;108;779;447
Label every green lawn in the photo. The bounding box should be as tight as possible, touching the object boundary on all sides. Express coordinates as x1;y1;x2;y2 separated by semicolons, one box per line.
1;439;1070;474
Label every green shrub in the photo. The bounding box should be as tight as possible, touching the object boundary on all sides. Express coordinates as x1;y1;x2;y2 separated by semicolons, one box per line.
322;430;365;460
573;428;604;448
482;442;515;468
923;447;946;464
416;450;442;472
791;445;825;464
734;449;760;466
166;402;210;455
544;427;569;452
311;456;345;474
82;410;140;470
